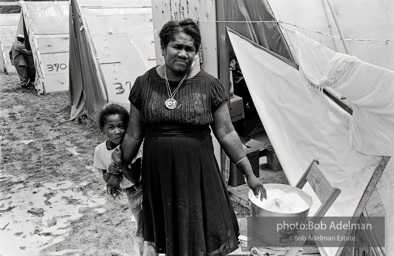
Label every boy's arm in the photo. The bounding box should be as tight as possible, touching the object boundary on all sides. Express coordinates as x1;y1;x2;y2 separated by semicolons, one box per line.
94;166;115;185
93;146;121;198
101;169;112;183
106;174;122;198
93;147;112;183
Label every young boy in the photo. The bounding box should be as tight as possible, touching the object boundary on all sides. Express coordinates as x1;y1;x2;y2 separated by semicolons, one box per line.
93;103;144;255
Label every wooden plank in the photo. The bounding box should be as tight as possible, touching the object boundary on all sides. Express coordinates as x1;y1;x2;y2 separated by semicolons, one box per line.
306;162;337;203
296;160;318;189
302;247;320;254
338;156;390;256
364;158;393;255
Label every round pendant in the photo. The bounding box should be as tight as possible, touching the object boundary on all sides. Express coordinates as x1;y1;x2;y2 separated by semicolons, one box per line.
165;98;177;110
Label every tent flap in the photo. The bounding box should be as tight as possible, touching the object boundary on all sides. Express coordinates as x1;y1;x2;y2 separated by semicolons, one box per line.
69;0;155;120
228;28;389;256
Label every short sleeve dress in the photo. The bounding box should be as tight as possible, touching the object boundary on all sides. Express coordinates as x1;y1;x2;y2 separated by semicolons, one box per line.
129;67;239;256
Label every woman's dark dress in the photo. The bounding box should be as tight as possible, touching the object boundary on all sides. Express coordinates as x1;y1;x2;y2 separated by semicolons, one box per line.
129;67;239;255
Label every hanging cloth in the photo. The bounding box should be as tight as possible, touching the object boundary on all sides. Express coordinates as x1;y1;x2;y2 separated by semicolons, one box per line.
296;31;394;156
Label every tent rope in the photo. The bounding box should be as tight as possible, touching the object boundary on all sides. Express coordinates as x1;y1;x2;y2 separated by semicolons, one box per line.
198;19;393;43
84;19;392;44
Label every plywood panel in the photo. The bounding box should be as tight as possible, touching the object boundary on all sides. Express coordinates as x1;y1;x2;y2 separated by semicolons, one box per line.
18;1;69;93
99;63;133;109
42;72;69;93
36;36;69;54
151;0;218;76
79;3;156;103
0;14;19;74
40;52;69;93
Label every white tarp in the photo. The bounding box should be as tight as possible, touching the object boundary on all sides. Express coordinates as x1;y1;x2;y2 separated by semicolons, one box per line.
296;32;394;156
228;29;392;256
80;6;155;108
0;13;20;74
69;0;156;120
18;1;69;94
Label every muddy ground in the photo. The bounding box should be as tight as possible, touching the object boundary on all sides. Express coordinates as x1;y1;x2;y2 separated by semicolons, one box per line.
0;72;143;256
0;72;288;256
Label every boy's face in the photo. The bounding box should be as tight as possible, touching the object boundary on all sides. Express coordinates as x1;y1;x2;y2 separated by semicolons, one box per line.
103;114;126;145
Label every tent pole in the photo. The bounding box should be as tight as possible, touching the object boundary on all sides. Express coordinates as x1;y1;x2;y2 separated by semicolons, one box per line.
216;0;232;180
325;0;349;54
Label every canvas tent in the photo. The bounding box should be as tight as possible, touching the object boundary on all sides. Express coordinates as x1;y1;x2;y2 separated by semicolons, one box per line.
150;1;393;256
17;1;69;94
228;29;392;256
0;13;19;74
69;0;156;121
224;1;393;255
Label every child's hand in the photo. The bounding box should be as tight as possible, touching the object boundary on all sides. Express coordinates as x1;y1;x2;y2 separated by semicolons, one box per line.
103;172;112;183
112;147;123;166
107;162;120;175
107;175;122;199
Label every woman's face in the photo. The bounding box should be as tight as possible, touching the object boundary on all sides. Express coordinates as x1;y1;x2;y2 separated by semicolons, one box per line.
163;32;197;76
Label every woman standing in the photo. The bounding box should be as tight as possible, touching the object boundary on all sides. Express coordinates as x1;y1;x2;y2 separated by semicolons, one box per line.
118;18;266;256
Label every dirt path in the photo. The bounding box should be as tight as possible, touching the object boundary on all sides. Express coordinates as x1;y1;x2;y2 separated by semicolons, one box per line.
0;73;139;256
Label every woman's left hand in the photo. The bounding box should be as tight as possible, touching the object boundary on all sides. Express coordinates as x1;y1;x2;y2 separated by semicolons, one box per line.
246;175;267;201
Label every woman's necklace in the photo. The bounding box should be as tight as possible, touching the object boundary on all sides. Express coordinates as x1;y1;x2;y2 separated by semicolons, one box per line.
164;67;187;110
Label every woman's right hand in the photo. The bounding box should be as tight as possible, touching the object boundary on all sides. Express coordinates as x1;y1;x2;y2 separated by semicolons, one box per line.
246;174;267;201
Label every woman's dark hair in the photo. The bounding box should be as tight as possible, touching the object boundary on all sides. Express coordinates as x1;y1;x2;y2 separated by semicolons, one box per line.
159;18;201;52
98;104;129;131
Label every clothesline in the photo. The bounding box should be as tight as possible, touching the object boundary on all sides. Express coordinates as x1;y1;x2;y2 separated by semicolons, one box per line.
85;19;392;44
198;19;393;43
